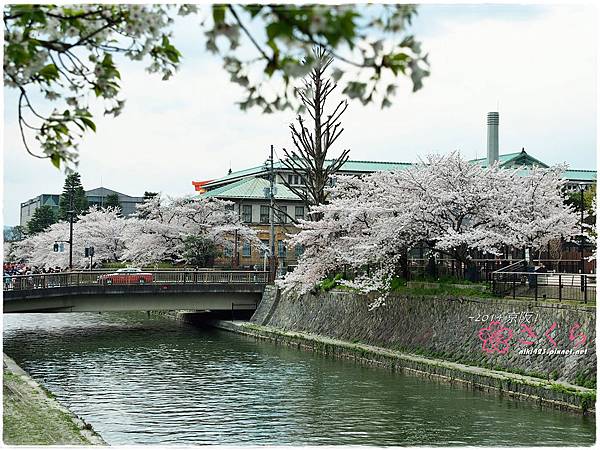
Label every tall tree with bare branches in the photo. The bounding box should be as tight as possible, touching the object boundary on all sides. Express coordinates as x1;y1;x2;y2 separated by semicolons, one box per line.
281;47;350;218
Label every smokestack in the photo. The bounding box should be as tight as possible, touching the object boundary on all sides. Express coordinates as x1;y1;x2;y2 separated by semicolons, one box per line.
487;112;499;166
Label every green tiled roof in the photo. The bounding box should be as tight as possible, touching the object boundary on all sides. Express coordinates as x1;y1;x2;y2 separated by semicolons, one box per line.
203;151;595;190
563;170;597;182
470;152;523;167
338;160;413;172
205;159;414;188
202;177;300;200
469;150;550;168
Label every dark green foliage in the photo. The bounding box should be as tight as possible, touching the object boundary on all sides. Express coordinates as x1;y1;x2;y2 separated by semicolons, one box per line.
26;205;57;234
579;392;596;413
389;277;407;291
183;236;220;267
320;273;348;291
103;193;121;210
58;172;88;221
574;370;596;389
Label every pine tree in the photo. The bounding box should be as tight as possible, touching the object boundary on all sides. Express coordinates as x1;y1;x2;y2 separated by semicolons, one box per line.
104;193;121;210
27;205;57;234
143;191;158;201
58;172;89;221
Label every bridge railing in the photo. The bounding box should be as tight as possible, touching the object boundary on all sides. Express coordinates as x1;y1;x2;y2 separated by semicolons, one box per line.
3;270;269;291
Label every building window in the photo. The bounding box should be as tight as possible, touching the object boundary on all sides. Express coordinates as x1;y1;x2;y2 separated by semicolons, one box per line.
295;244;304;258
278;240;286;258
260;205;270;224
287;174;304;185
260;239;269;256
242;242;251;257
295;206;305;221
241;205;252;223
276;205;287;224
223;245;232;257
225;203;235;211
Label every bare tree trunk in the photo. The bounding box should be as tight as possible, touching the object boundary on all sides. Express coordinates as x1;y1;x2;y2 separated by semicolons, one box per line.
281;46;350;219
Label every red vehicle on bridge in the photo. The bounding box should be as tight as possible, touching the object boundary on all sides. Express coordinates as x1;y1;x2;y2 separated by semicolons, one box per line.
98;268;153;285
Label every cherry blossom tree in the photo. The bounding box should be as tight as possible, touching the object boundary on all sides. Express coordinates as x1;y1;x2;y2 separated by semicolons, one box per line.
12;221;81;268
122;195;261;266
393;153;521;270
279;172;421;297
77;207;130;262
11;198;260;269
11;207;129;268
501;165;580;261
279;152;581;301
587;196;597;262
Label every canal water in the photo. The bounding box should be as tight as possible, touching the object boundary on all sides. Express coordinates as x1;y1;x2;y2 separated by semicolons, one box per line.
3;312;595;446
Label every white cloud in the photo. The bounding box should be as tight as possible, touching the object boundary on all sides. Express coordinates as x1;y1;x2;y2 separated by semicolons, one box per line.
3;5;596;226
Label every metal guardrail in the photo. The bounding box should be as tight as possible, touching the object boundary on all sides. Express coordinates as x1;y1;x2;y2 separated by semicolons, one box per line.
3;270;269;292
406;258;594;282
493;259;527;273
491;271;596;303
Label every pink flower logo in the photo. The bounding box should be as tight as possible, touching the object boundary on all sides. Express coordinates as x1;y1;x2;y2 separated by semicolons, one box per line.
478;321;513;354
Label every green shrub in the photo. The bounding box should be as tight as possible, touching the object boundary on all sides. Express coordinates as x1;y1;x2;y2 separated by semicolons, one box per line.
574;370;596;389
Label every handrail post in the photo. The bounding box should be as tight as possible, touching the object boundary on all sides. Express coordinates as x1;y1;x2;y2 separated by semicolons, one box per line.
584;275;587;304
558;274;562;302
512;273;516;299
534;274;538;302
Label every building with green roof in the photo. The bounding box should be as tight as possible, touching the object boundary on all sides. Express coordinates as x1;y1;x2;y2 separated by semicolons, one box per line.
198;148;595;197
199;176;306;272
195;111;595;274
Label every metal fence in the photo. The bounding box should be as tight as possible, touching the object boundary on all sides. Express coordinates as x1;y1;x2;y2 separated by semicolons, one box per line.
491;271;596;303
3;270;269;292
407;258;525;281
407;258;594;282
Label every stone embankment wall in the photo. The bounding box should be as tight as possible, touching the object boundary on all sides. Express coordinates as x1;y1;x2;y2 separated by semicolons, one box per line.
253;287;596;387
3;354;106;445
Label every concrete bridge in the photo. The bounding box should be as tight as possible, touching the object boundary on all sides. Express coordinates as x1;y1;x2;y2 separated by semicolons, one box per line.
3;270;268;313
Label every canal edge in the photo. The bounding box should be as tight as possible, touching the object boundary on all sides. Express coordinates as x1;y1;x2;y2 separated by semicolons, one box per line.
3;353;107;446
208;320;596;416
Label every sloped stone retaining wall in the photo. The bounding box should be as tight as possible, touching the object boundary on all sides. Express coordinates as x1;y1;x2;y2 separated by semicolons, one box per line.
254;289;596;387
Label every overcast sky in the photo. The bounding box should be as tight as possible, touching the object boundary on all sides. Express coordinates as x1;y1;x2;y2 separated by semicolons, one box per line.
3;3;597;226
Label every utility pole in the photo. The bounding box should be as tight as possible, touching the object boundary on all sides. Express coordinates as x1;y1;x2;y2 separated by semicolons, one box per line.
269;144;276;282
579;184;585;291
232;229;238;268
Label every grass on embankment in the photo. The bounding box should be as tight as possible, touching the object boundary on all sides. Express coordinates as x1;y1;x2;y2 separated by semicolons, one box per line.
319;274;496;298
3;370;96;445
319;274;595;306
